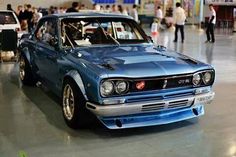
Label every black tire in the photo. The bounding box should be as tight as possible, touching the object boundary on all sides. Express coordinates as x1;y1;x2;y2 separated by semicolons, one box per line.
19;54;36;86
62;79;94;129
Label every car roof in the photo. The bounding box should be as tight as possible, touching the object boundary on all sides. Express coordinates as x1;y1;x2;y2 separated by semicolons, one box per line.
41;12;133;20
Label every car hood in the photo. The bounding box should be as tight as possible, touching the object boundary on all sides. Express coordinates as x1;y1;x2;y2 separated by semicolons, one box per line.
71;45;211;78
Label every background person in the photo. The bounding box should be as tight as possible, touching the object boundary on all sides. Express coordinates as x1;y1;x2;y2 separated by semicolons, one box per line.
111;4;120;14
22;4;33;32
130;4;139;23
105;5;111;13
32;7;42;27
156;6;163;21
206;4;216;43
118;5;123;14
7;4;14;11
173;2;186;43
66;2;79;13
16;5;24;23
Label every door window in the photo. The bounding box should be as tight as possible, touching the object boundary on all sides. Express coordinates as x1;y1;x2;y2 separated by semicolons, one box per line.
36;20;57;47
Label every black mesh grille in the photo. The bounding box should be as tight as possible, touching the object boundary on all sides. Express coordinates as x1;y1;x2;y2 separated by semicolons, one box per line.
130;75;193;92
166;76;193;88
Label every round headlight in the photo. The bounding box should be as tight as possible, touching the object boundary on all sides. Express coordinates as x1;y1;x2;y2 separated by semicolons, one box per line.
100;81;114;97
193;73;201;86
115;81;128;94
203;72;212;85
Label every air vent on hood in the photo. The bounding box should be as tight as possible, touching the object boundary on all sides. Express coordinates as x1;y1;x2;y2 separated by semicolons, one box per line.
100;64;115;70
182;58;198;65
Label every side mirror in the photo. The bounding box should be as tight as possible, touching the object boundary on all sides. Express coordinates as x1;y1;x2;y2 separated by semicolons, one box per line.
156;45;167;51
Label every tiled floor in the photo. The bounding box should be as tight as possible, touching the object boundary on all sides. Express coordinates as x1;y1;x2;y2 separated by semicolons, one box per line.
0;27;236;157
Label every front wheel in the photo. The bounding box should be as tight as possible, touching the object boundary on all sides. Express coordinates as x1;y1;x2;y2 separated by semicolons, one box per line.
19;54;36;86
62;79;94;129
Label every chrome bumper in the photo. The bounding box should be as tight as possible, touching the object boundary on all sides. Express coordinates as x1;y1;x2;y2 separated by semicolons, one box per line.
86;92;215;117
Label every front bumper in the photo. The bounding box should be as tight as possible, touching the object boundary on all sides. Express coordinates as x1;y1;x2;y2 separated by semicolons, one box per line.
86;92;215;129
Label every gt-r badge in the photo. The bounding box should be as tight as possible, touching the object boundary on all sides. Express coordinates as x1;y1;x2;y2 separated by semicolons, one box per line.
178;79;190;85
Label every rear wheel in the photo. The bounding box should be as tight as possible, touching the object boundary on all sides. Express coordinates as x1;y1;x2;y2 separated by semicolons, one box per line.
19;54;36;86
62;79;93;129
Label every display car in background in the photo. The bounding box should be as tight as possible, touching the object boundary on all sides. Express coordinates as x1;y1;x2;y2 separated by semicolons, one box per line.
0;10;24;61
18;13;215;129
0;10;23;39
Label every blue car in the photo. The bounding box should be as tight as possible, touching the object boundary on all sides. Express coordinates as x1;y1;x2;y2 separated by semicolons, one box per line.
18;13;215;129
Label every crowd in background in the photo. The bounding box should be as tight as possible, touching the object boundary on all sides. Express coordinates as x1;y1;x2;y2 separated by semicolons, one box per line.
6;2;139;33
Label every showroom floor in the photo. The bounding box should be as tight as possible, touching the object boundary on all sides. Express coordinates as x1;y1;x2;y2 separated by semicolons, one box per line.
0;27;236;157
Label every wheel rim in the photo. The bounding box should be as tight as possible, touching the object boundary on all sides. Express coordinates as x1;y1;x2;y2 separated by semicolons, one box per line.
19;57;25;81
63;84;75;121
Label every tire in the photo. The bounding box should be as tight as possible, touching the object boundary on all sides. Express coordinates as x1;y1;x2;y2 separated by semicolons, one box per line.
62;79;94;129
19;54;36;86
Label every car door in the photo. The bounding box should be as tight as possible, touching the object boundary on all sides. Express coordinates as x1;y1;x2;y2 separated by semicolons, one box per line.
34;18;60;89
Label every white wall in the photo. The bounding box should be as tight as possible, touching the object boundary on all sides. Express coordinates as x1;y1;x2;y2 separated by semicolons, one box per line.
0;0;93;10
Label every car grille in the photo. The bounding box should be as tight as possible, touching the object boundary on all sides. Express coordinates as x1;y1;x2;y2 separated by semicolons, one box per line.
130;75;193;92
141;99;191;112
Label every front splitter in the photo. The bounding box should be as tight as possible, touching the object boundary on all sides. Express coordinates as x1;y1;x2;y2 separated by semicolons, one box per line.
98;105;204;129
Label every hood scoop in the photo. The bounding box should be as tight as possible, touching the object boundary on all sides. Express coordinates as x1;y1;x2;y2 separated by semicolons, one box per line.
99;63;115;70
180;57;199;65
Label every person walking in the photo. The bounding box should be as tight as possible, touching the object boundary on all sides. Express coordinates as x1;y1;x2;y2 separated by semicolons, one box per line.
173;2;186;43
156;6;163;21
206;4;216;43
130;4;139;23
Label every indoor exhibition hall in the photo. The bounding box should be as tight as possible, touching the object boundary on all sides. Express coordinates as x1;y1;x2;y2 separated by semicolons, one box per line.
0;0;236;157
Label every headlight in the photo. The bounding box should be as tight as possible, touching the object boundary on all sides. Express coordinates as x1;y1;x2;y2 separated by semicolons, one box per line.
115;81;129;94
203;72;212;85
100;81;114;97
193;73;201;86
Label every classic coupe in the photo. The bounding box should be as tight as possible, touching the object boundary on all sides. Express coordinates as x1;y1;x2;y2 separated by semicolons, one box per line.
18;13;215;129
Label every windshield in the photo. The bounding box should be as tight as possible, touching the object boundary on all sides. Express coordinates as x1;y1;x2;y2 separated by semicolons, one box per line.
61;17;149;47
0;12;17;25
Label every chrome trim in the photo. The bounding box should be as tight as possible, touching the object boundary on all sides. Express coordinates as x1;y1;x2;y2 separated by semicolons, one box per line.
19;56;25;81
63;84;75;120
102;98;126;105
86;91;215;117
163;79;168;89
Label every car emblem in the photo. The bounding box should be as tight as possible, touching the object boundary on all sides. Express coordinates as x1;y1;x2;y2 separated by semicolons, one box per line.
136;81;145;90
163;79;168;89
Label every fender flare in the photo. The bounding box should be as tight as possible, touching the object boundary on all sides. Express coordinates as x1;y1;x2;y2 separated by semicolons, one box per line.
64;70;88;101
20;47;31;64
